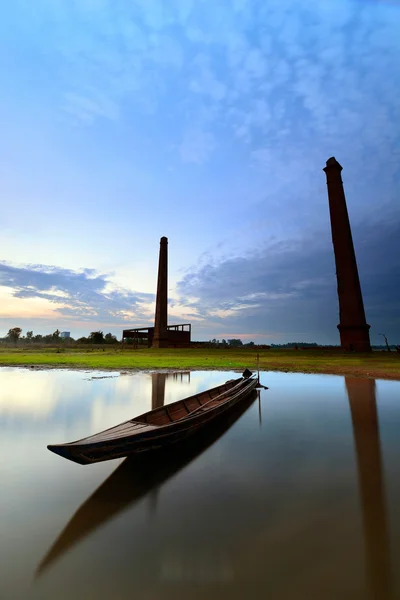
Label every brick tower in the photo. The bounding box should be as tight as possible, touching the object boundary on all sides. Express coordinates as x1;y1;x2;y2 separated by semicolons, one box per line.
323;157;371;352
152;236;169;348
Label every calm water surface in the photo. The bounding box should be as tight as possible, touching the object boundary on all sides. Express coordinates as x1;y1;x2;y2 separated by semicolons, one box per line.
1;367;400;600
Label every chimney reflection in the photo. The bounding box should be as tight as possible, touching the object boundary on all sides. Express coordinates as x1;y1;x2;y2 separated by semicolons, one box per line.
151;373;167;409
151;372;191;410
346;377;392;599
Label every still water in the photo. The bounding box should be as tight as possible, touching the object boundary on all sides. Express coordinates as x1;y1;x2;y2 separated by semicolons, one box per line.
1;367;400;600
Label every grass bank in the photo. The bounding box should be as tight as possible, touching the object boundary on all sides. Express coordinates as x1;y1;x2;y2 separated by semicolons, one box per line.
0;347;399;380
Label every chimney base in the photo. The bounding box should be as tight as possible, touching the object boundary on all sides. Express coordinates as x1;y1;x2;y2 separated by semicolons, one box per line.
338;324;372;352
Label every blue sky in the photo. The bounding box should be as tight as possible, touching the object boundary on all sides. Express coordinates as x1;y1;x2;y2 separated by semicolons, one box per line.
0;0;399;344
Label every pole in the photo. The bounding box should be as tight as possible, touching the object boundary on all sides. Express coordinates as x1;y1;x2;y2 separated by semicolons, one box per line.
256;353;260;383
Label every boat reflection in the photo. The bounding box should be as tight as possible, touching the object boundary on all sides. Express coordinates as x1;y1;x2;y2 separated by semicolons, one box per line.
37;375;393;597
160;552;234;583
36;385;257;577
346;377;393;599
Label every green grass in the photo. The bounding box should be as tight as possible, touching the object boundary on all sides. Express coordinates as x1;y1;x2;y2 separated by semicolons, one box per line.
0;347;399;379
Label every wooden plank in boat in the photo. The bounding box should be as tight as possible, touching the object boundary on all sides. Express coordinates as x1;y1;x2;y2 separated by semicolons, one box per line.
70;422;156;445
74;423;159;445
168;403;189;421
184;397;202;410
75;422;141;442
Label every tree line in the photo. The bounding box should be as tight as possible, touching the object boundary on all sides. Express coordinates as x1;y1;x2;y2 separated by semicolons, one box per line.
3;328;398;350
206;339;319;348
208;338;254;347
2;328;118;344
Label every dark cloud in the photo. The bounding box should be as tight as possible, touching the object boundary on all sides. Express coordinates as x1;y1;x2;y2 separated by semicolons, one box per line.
176;209;400;344
0;263;154;324
1;210;398;343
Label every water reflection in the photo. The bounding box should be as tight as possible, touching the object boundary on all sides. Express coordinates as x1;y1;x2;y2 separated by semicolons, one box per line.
346;378;393;599
36;375;395;596
36;389;257;577
151;372;190;409
0;368;58;419
1;368;399;599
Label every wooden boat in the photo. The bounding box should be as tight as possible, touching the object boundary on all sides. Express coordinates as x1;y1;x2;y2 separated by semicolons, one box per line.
47;371;259;465
37;388;259;576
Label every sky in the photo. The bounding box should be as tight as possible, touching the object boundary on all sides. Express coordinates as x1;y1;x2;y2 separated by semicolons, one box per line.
0;0;399;344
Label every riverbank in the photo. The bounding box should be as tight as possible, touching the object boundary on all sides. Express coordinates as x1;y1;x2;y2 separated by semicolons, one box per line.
0;347;399;380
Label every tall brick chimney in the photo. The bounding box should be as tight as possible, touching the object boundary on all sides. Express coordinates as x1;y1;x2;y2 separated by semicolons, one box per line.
323;157;371;352
152;236;168;348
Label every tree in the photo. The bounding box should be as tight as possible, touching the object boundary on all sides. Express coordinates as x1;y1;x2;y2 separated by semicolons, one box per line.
88;331;104;344
26;331;33;341
379;333;391;352
7;327;22;344
104;332;117;343
227;339;243;347
52;329;60;339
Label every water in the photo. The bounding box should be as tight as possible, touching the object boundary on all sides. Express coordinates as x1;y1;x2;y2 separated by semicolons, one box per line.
0;368;400;600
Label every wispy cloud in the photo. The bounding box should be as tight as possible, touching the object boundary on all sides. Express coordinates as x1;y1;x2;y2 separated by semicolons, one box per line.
10;0;400;175
62;91;119;123
0;262;154;326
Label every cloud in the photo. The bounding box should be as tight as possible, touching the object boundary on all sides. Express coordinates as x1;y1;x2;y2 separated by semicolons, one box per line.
189;53;227;101
0;262;154;326
62;91;119;123
0;209;398;343
176;208;400;343
12;0;400;178
2;0;399;342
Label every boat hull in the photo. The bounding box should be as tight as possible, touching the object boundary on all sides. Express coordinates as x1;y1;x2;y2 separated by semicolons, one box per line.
48;376;258;465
